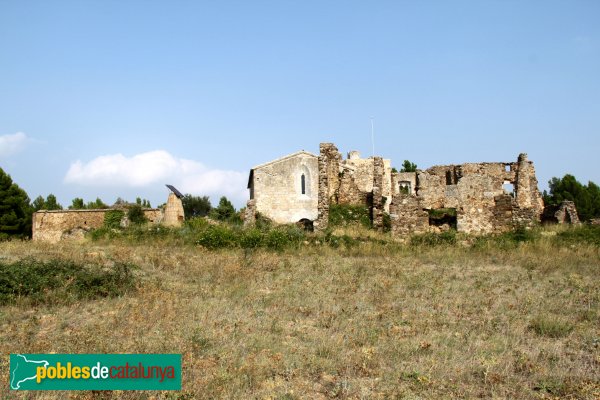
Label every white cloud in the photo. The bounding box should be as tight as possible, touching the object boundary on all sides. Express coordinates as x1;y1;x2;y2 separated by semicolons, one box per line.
0;132;29;158
64;150;248;203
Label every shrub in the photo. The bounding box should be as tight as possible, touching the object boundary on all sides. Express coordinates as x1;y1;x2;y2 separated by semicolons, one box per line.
555;224;600;246
196;225;237;249
529;316;574;338
239;228;263;249
104;210;124;229
329;204;372;228
0;258;136;305
411;230;456;246
127;204;147;225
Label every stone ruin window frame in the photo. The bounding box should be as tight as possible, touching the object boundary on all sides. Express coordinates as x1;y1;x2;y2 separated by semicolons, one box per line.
399;180;412;195
301;174;306;195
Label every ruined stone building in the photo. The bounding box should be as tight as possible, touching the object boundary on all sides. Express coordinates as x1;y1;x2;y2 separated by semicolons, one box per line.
33;186;185;243
246;143;546;235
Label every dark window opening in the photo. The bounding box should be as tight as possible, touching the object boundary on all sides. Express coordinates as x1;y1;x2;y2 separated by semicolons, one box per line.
428;208;457;230
445;170;453;185
297;218;314;232
301;174;306;195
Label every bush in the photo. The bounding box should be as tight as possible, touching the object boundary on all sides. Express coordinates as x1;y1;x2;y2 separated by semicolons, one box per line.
529;316;574;338
127;204;147;225
555;224;600;246
329;204;372;228
104;210;124;229
411;231;456;246
195;225;237;249
239;228;263;249
0;258;137;305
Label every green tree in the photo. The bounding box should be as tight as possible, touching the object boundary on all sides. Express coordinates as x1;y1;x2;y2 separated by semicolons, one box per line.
86;197;108;209
127;204;147;225
400;160;417;173
210;196;236;222
543;174;600;221
69;197;86;210
32;195;46;211
0;168;32;238
44;194;62;210
182;194;212;218
33;194;62;210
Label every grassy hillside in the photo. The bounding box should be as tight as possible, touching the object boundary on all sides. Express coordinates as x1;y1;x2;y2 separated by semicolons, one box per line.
0;225;599;399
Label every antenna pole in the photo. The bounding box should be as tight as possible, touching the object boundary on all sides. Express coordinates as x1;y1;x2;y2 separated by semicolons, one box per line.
370;117;375;156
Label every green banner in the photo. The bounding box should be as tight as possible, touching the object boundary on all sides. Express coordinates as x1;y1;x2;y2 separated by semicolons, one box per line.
10;354;181;390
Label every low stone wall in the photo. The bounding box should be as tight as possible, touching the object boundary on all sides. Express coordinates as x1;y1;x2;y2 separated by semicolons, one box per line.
33;209;163;243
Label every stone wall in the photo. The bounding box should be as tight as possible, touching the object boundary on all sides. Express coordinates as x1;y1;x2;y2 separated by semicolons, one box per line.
249;151;319;224
554;201;580;224
33;209;163;243
249;143;545;236
372;157;385;230
163;193;185;226
389;195;429;236
389;153;544;235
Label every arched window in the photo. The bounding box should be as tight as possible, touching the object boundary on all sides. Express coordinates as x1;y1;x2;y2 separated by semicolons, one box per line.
301;174;306;195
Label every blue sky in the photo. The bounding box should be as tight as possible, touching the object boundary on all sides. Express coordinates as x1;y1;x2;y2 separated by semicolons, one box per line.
1;1;599;208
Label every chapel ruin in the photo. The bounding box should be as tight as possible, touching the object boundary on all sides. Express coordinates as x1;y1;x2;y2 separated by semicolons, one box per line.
246;142;547;235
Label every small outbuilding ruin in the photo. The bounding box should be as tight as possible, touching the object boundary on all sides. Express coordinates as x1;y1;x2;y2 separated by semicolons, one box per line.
32;185;185;243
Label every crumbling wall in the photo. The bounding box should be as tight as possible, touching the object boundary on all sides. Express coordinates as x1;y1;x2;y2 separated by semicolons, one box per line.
372;157;385;230
337;169;367;205
244;199;257;226
315;152;329;230
320;143;342;202
389;195;429;235
163;193;185;226
554;201;580;224
390;154;544;235
33;209;162;243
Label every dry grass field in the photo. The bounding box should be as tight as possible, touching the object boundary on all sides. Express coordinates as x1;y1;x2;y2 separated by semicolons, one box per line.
0;226;599;399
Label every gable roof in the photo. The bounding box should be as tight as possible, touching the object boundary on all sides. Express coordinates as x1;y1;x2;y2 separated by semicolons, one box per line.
247;150;318;188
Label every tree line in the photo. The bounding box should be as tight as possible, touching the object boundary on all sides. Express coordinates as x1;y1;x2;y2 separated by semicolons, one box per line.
0;167;243;239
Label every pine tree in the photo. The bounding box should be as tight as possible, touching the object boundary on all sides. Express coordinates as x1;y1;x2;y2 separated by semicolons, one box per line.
0;168;32;238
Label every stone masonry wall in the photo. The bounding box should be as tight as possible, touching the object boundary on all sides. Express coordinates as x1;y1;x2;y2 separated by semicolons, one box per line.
554;200;580;224
390;154;544;235
372;157;385;230
33;209;162;243
252;152;319;224
163;193;185;227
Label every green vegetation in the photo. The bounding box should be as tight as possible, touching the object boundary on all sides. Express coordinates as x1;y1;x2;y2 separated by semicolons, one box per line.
210;196;241;224
400;160;417;172
104;209;125;229
68;197;109;209
32;194;63;211
328;203;372;228
1;223;598;399
127;204;147;225
0;167;32;239
0;258;136;306
543;174;600;221
182;194;212;218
